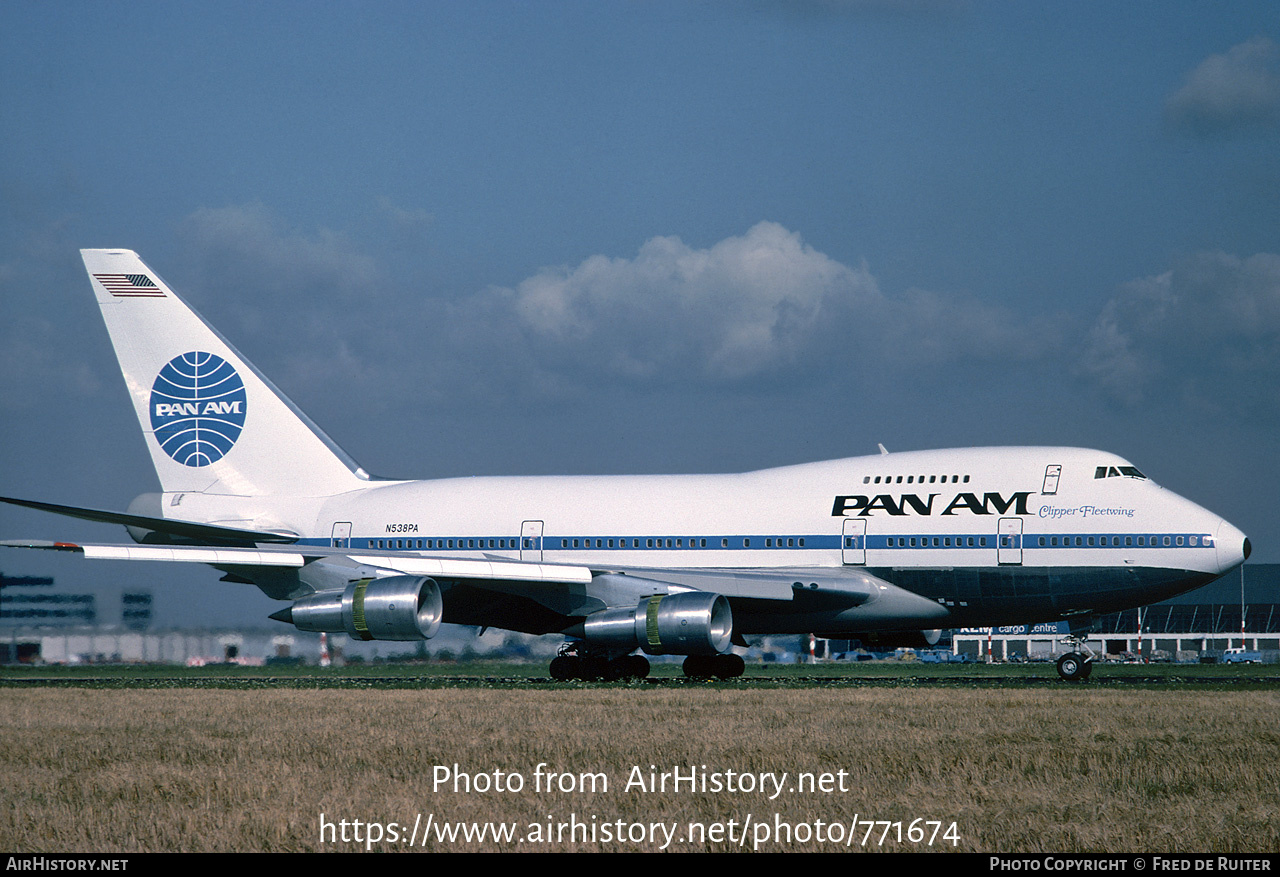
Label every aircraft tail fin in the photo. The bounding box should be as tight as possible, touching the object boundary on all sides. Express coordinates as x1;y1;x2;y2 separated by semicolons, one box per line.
81;249;370;497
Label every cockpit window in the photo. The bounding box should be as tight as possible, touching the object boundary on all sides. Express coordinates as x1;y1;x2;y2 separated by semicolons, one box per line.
1094;465;1146;480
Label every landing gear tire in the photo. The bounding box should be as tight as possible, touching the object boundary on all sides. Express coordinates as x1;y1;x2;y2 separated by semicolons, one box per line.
549;652;650;681
1056;652;1091;682
549;655;577;681
617;654;650;680
714;653;745;679
682;655;713;679
682;653;745;679
580;656;610;681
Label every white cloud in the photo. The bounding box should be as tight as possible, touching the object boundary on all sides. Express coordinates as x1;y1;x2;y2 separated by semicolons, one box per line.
1165;36;1280;135
173;204;397;413
500;221;880;381
179;203;381;303
479;221;1051;388
168;212;1062;416
1080;252;1280;409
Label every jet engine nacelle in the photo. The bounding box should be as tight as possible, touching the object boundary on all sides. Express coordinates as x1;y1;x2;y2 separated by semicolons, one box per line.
287;575;443;641
581;592;732;656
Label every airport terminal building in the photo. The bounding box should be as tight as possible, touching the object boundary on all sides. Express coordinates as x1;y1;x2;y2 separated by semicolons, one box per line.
951;563;1280;662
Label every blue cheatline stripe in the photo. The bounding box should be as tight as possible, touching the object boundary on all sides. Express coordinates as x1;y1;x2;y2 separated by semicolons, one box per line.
299;531;1214;552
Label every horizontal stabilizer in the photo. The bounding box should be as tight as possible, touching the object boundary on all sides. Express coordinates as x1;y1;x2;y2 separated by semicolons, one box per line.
0;539;307;566
0;494;297;544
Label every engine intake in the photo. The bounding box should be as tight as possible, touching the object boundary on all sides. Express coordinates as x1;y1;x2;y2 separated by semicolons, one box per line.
287;575;443;641
581;592;732;656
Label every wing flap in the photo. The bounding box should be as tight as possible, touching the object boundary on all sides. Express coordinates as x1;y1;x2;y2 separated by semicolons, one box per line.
348;554;593;585
80;544;308;566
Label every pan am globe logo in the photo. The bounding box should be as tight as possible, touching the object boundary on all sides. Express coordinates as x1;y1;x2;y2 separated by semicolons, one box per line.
149;352;247;467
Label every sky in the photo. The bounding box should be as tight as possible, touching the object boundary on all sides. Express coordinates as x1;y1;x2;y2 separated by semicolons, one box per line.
1;1;1278;629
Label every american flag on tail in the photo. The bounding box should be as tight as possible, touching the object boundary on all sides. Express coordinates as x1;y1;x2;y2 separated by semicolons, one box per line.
93;274;165;297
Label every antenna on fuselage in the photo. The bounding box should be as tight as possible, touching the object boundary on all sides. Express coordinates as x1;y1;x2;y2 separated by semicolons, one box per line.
878;443;889;455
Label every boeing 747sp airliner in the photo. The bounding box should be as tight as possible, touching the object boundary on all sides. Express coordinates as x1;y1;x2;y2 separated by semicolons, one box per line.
0;250;1252;681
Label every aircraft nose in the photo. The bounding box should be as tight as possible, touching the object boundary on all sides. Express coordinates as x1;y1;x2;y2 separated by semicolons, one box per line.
1214;519;1249;572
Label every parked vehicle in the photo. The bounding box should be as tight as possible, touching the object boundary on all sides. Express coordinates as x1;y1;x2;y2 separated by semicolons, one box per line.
1222;647;1262;664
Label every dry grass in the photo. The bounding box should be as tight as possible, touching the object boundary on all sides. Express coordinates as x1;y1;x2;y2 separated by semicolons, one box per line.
1;688;1277;852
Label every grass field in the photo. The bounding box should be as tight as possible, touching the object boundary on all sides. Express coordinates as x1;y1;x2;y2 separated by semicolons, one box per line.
1;664;1278;853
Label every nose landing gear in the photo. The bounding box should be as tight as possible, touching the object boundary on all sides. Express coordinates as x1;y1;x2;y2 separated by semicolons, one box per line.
1055;632;1097;682
1055;651;1093;682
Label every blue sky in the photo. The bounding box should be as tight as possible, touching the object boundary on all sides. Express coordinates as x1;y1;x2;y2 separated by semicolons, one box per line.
2;1;1278;627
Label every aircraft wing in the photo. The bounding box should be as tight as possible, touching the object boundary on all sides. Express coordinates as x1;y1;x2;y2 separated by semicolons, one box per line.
0;538;594;586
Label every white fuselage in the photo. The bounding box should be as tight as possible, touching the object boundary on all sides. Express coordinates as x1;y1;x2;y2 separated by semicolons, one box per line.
283;447;1238;575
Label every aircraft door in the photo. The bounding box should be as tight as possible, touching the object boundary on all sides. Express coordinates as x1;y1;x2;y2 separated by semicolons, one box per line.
331;522;351;548
842;518;866;565
998;517;1022;565
520;520;544;561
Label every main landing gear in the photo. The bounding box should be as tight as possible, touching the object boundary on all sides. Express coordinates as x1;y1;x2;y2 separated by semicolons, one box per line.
549;643;650;681
547;643;746;681
681;653;746;679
